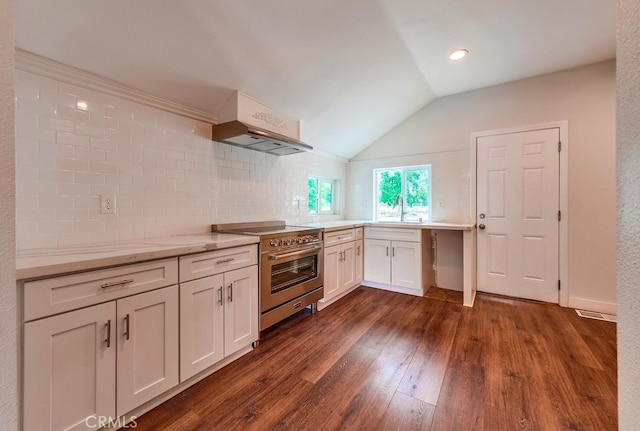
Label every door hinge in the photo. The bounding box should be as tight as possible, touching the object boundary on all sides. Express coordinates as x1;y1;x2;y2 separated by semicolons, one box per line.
558;141;562;152
558;210;561;221
558;280;561;291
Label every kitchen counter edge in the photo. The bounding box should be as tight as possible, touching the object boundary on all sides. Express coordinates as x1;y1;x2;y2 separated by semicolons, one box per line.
16;234;260;280
309;220;475;232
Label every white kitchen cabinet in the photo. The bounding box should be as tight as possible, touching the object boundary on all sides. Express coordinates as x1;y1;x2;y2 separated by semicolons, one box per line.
224;265;259;356
363;238;391;284
319;228;363;309
116;286;179;416
355;239;364;286
23;283;179;431
363;227;427;296
179;274;225;380
23;302;116;431
179;248;258;381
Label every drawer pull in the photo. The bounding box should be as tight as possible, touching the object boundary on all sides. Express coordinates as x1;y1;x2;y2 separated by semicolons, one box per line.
101;279;134;289
123;314;130;341
105;320;111;348
293;302;302;309
337;236;348;240
218;287;223;305
216;258;235;264
357;245;361;256
228;284;233;302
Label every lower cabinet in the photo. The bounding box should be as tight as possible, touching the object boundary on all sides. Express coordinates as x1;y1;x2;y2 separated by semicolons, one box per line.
355;239;364;286
321;227;363;306
363;239;421;289
323;241;356;300
179;265;259;381
363;227;426;295
23;285;179;431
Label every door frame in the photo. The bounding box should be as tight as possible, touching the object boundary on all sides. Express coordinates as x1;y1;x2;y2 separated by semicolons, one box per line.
470;121;569;306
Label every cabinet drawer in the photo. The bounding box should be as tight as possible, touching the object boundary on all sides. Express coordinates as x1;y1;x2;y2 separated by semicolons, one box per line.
365;227;421;242
24;258;178;321
179;245;258;282
324;229;356;246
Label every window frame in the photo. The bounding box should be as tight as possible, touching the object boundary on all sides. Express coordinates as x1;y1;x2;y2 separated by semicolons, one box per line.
308;176;340;215
373;165;432;222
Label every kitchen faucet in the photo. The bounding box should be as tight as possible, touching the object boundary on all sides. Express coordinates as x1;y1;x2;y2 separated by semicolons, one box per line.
395;194;407;221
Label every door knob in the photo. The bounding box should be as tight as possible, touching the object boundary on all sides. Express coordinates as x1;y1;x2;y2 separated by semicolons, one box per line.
479;224;486;230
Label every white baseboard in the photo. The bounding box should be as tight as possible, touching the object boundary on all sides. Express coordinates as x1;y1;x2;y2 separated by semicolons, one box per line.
360;280;424;297
568;296;617;315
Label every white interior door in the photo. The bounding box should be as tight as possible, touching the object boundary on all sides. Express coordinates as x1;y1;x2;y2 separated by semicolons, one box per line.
477;128;559;303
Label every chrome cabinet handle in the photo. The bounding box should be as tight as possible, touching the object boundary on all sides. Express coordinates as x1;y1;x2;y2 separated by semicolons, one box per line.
101;279;133;289
386;246;389;256
392;247;395;257
105;320;111;348
356;245;360;256
228;284;233;302
218;287;223;305
216;258;234;264
123;314;130;341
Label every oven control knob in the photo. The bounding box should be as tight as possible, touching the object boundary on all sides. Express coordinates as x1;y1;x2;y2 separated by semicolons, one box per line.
277;239;283;246
270;240;278;246
284;239;291;246
298;237;304;244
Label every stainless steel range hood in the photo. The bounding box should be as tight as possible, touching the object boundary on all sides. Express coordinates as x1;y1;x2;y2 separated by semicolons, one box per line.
211;120;313;156
211;91;311;156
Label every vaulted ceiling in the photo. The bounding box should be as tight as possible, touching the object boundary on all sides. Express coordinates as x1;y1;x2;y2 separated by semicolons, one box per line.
15;0;616;159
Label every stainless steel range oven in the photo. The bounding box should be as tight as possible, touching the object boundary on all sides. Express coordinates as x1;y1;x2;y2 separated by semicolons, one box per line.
212;221;324;330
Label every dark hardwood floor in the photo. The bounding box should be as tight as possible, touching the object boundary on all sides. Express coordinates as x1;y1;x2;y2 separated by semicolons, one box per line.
134;286;617;431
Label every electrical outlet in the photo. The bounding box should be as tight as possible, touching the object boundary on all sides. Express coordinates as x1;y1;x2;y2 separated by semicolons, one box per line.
100;195;116;214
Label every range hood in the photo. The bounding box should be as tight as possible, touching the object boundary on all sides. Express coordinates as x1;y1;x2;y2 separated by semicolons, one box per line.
211;120;312;156
211;92;312;156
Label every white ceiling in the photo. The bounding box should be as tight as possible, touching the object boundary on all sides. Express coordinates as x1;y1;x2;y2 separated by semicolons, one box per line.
15;0;615;159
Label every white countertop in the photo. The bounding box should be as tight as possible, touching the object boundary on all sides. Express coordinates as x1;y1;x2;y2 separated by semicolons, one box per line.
16;233;259;280
308;220;475;232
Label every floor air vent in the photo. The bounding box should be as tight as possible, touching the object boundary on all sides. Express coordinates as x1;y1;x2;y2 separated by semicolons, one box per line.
576;309;617;323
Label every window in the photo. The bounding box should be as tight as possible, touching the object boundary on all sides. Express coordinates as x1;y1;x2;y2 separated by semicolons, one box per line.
374;165;431;222
308;177;340;215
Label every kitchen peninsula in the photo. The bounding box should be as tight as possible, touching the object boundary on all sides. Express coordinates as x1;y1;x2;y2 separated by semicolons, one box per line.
309;220;476;306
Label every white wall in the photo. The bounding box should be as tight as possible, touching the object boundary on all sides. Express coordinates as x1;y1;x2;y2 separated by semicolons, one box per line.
14;67;347;250
348;60;616;312
0;0;17;429
617;0;640;428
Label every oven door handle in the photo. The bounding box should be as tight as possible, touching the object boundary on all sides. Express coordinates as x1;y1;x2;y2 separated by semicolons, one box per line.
267;245;322;260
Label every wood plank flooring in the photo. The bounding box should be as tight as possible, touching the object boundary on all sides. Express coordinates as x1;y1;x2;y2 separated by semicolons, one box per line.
134;286;617;431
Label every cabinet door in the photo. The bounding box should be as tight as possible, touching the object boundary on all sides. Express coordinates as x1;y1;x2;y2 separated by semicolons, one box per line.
117;285;179;416
323;244;341;300
180;274;225;381
391;240;422;290
24;302;116;431
364;239;391;284
340;242;356;291
224;265;259;357
355;239;364;285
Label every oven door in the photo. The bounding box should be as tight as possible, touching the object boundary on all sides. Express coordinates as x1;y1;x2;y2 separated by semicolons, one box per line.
261;244;323;312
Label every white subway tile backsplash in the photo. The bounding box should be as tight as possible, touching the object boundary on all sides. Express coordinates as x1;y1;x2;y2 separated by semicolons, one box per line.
15;69;347;249
56;158;89;172
57;132;90;147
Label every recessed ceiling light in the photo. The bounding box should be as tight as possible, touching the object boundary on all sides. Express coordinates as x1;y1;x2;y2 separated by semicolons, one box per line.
449;49;469;61
77;101;88;110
